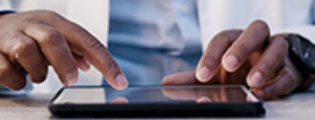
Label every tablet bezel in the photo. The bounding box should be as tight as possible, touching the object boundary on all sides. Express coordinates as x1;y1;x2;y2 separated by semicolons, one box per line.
49;85;265;118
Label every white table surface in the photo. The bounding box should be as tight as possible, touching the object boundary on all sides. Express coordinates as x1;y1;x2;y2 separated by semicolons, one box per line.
0;88;314;120
1;68;315;120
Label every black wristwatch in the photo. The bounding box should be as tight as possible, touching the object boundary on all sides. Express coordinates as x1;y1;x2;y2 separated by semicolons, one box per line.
285;34;315;91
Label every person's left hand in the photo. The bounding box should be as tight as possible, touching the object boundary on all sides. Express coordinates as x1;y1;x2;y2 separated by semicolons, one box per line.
162;20;303;100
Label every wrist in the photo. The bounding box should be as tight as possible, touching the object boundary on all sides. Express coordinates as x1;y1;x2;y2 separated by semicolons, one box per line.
284;34;315;91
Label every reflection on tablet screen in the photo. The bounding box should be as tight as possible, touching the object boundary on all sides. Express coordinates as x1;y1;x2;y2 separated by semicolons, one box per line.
53;85;256;104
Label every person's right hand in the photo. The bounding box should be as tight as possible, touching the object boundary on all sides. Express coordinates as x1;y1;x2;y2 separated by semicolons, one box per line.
0;10;128;90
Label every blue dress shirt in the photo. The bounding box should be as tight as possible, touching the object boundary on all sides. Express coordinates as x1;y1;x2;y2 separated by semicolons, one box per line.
105;0;202;86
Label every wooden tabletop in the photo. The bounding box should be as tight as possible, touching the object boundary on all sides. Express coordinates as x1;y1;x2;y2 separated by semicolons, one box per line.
0;88;314;120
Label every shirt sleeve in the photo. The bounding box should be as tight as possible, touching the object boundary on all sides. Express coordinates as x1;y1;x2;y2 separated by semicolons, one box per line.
0;0;15;13
274;26;315;44
272;0;315;44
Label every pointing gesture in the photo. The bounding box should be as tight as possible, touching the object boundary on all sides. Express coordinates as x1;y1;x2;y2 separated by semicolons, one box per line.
0;10;128;90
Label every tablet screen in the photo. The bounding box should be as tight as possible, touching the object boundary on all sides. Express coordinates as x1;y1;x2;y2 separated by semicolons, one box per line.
53;85;258;105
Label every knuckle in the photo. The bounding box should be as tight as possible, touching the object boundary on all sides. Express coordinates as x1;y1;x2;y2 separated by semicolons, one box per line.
107;58;119;70
37;27;62;44
70;24;101;49
106;58;120;75
38;10;62;19
83;36;104;50
259;62;273;73
11;39;37;60
29;10;63;23
0;63;11;78
203;55;219;68
237;43;250;54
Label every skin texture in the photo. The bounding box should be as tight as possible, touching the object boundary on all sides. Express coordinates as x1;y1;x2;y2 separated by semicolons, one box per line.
0;10;128;90
162;20;303;100
0;10;302;100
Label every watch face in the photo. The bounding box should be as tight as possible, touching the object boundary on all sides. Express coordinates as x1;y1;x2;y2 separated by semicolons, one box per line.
284;34;315;90
286;34;315;73
302;43;315;73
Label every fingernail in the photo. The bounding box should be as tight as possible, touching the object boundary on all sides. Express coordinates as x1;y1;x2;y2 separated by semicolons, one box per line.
223;56;238;72
196;96;212;103
249;72;263;87
66;76;78;86
115;74;128;89
196;67;211;82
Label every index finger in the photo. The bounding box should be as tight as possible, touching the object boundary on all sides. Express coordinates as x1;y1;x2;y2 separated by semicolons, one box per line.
222;20;270;72
196;30;242;83
44;11;128;90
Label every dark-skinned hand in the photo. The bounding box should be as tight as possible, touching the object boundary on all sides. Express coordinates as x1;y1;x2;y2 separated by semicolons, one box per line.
163;20;303;100
0;10;128;90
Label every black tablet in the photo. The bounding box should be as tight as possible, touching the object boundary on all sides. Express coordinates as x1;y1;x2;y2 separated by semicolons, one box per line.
48;85;265;118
